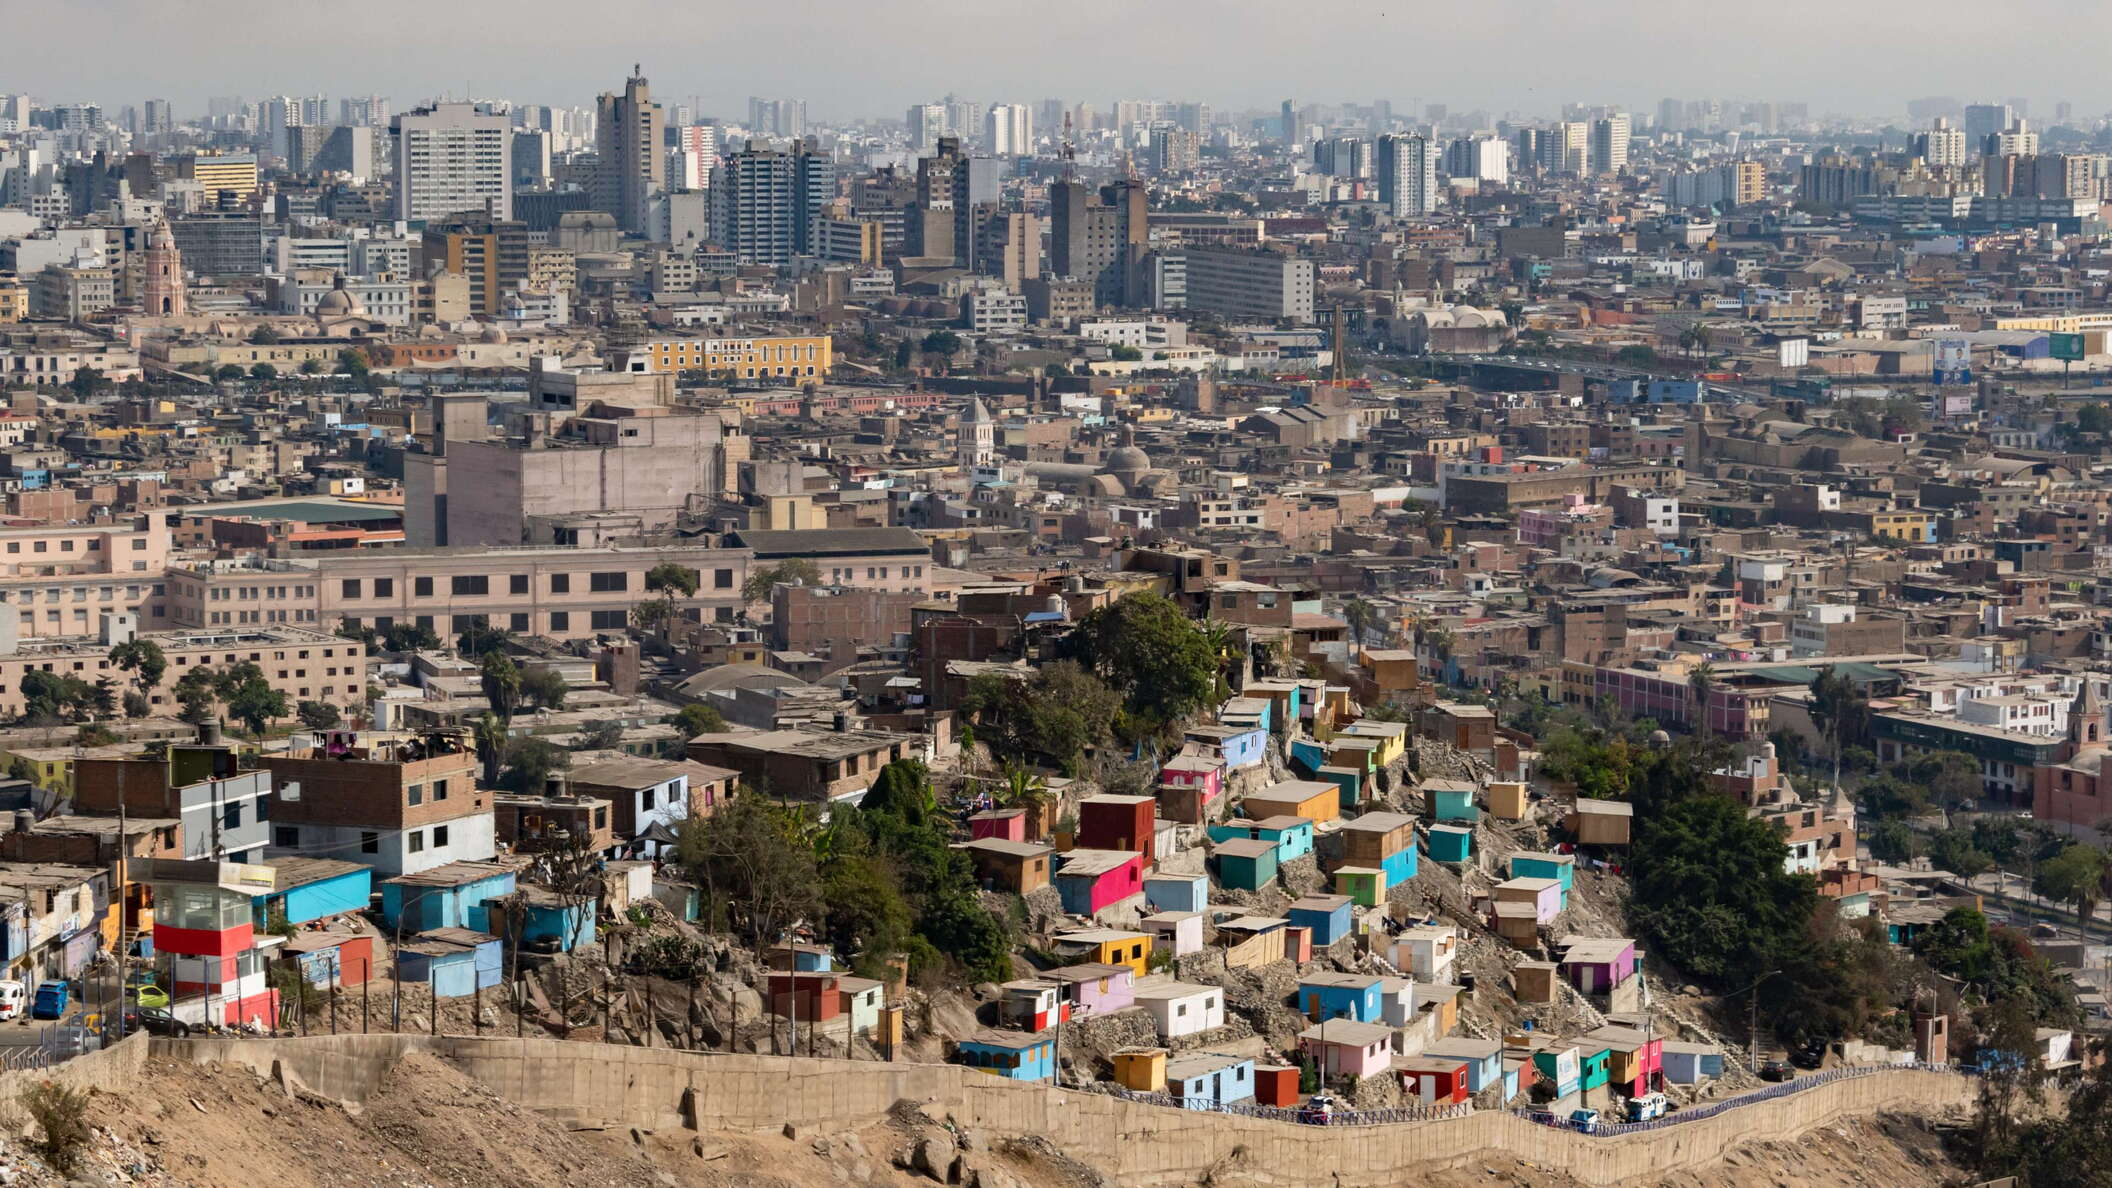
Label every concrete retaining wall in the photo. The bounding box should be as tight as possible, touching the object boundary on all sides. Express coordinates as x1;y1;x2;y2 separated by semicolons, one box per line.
0;1035;150;1101
156;1036;1974;1187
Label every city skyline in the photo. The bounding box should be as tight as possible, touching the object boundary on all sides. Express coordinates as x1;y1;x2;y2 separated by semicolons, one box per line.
16;0;2106;122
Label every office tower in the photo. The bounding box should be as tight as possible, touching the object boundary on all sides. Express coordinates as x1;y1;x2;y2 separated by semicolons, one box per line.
1149;126;1199;175
1313;137;1370;179
176;151;260;201
141;99;174;137
1281;99;1300;145
421;213;531;316
1916;118;1968;167
670;124;717;189
1174;102;1212;135
1963;103;2014;146
1657;98;1683;132
1444;134;1509;185
339;96;389;127
1037;100;1067;137
1049;177;1147;308
913;137;1000;262
1552;121;1590;173
1589;113;1630;175
595;67;664;236
286;125;376;177
259;96;300;148
392;103;511;223
906;104;946;152
747;97;805;138
1376;133;1437;217
1986;121;2038;158
678;123;719;162
986;104;1033;156
512;129;552;188
1512;126;1543;175
2057;101;2075;125
711;139;832;264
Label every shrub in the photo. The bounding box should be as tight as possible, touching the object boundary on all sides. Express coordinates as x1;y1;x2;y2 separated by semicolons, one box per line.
21;1080;90;1173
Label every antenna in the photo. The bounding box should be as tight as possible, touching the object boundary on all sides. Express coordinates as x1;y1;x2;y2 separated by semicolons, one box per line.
1061;113;1076;180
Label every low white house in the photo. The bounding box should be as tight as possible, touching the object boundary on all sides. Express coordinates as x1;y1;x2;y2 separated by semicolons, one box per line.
1133;981;1225;1040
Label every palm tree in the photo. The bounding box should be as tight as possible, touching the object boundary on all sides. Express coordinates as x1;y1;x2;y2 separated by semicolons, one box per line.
473;713;508;787
1343;599;1379;659
1688;662;1717;738
997;762;1050;811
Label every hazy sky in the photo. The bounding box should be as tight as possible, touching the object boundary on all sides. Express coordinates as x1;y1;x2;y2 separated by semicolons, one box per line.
9;0;2100;122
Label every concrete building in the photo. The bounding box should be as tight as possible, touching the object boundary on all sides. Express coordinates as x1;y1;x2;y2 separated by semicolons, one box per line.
594;68;664;236
1589;113;1630;175
1050;178;1147;309
1182;248;1315;322
0;624;363;718
711;139;833;264
263;730;492;877
1377;134;1437;217
392;103;511;224
73;724;272;861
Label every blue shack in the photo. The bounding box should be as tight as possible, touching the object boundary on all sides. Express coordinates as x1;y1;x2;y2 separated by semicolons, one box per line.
1289;738;1329;775
395;928;502;998
1286;894;1354;947
254;857;372;928
1164;1052;1255;1110
1144;871;1210;914
1422;1038;1503;1094
1298;971;1384;1022
958;1028;1055;1082
1190;723;1267;771
1212;838;1279;891
1509;852;1575;894
381;861;517;933
1428;824;1473;864
515;887;596;953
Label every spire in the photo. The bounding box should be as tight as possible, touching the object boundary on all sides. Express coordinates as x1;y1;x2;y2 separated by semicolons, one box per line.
2071;677;2105;748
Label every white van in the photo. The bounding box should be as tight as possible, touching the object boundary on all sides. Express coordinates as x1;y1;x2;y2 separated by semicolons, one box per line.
0;980;27;1021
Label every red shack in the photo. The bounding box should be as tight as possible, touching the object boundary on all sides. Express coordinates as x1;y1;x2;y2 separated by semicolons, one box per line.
1077;794;1156;868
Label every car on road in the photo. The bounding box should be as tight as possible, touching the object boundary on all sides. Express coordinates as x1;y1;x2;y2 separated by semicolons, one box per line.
1758;1060;1795;1082
1626;1092;1668;1122
122;1005;189;1038
1569;1108;1601;1133
30;981;68;1020
123;981;169;1009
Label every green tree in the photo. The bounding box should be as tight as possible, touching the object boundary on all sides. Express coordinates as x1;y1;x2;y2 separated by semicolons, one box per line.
296;700;341;731
67;367;107;399
1687;662;1717;737
673;702;726;738
1810;666;1871;777
335;347;370;377
672;794;822;949
1865;818;1921;864
521;667;567;711
1627;780;1817;986
249;325;281;345
17;670;92;723
297;358;322;376
2077;402;2112;436
920;329;963;359
213;662;287;734
456;623;514;657
819;852;913;976
1064;591;1219;737
172;667;217;724
961;661;1120;772
248;363;277;382
472;713;508;786
213;364;246;382
2034;844;2108;938
1907;750;1982;826
1109;344;1142;362
380;622;441;652
742;557;824;603
497;736;569;793
580;718;626;751
1930;826;1995;883
1537;727;1637;800
479;651;521;721
636;562;701;634
108;639;167;692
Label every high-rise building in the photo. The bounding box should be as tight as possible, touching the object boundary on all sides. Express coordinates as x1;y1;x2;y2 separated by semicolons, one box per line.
1182;247;1315;322
1553;121;1590;173
1313;137;1370;179
1050;178;1147;308
1963;103;2014;146
985;104;1033;156
711;139;833;264
1281;99;1300;145
1376;133;1437;217
1589;113;1630;175
392;103;511;223
1443;134;1509;185
669;124;717;191
747;97;806;139
906;104;946;153
141;99;174;137
1985;122;2039;158
1174;102;1212;135
512;130;552;188
1149;126;1199;175
595;67;664;236
176;151;260;202
1916;118;1968;168
421;213;532;316
339;96;389;127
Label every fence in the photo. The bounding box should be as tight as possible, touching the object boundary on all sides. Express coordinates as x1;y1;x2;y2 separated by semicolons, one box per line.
1515;1062;1966;1137
1104;1086;1473;1126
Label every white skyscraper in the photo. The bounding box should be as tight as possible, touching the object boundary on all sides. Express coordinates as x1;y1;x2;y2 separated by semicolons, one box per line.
1444;134;1510;185
985;104;1033;156
906;104;946;153
1918;118;1968;167
392;102;512;222
1590;113;1630;175
1378;134;1438;217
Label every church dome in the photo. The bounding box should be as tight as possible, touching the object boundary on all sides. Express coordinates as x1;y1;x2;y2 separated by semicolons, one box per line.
314;273;365;319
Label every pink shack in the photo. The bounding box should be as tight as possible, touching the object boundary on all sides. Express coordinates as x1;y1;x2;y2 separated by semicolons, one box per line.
1560;937;1639;995
1043;962;1137;1018
1053;849;1146;917
1299;1019;1396;1080
970;809;1028;842
1158;754;1225;824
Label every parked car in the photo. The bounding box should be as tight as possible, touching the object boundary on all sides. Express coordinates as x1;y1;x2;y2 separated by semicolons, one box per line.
1569;1108;1601;1133
30;981;68;1020
122;1006;189;1038
1757;1060;1794;1082
1626;1092;1669;1122
1296;1094;1338;1125
0;980;26;1021
123;982;169;1009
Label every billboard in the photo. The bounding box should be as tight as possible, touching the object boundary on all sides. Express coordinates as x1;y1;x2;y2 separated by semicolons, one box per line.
1933;338;1972;385
1777;338;1809;368
2051;332;2086;362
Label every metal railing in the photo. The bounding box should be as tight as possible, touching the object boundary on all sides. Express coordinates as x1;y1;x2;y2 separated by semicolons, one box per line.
1103;1086;1473;1126
1514;1062;1966;1137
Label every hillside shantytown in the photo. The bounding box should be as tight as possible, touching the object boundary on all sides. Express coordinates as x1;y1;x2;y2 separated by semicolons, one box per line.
0;34;2109;1187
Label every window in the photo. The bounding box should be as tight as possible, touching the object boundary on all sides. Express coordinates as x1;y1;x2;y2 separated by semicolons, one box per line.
407;784;423;806
432;825;449;848
549;574;570;594
414;577;433;597
549;611;569;632
510;612;529;632
509;574;529;595
590;610;625;630
223;802;241;830
641;785;656;809
714;568;734;589
589;572;626;592
432;779;448;802
407;830;424;854
341;579;361;599
415;615;435;630
452;575;489;596
375;578;394;597
594;806;607;828
274;826;298;848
